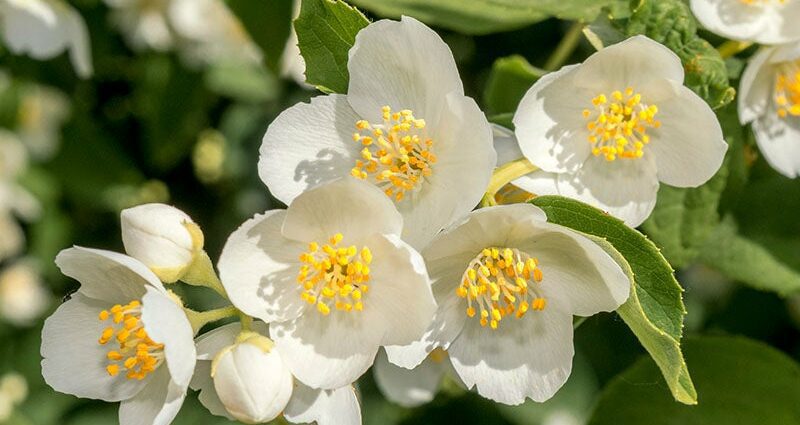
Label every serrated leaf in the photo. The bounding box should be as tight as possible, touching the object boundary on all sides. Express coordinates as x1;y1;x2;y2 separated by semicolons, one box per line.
483;55;543;115
295;0;369;93
226;0;293;70
531;195;696;404
699;218;800;296
589;336;800;425
348;0;625;35
623;0;734;109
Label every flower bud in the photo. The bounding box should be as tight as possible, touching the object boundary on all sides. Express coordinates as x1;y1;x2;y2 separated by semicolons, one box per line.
212;332;293;424
120;203;203;283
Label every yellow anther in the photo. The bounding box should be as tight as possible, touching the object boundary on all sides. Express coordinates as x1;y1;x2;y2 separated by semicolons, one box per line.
350;106;436;202
456;247;546;330
584;86;659;161
106;364;120;376
775;60;800;119
98;300;164;381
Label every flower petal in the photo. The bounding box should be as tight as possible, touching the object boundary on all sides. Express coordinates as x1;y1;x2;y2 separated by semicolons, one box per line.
448;305;574;405
41;293;147;401
218;210;308;323
347;16;462;126
492;124;522;166
513;64;592;173
738;47;776;124
141;286;196;388
118;367;187;425
282;178;403;243
54;247;164;306
512;169;561;197
690;0;800;44
373;348;444;407
555;155;659;227
397;92;495;250
284;383;361;425
649;80;727;187
511;221;630;316
752;112;800;178
259;94;362;205
191;361;234;420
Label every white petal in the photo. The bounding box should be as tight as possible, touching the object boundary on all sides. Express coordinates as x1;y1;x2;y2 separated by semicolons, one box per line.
492;124;522;166
555;155;659;227
752;112;800;178
513;64;593;173
650;81;727;187
347;16;462;127
572;35;684;92
190;361;234;420
121;203;196;271
270;311;381;389
62;3;93;78
511;169;561;197
118;367;187;425
739;47;776;124
448;305;574;405
373;348;444;407
195;322;257;361
690;0;800;44
141;287;196;388
218;210;308;323
511;221;630;316
259;94;362;205
282;178;403;243
284;383;361;425
54;247;164;305
213;341;294;423
398;92;495;250
360;234;435;346
41;294;147;401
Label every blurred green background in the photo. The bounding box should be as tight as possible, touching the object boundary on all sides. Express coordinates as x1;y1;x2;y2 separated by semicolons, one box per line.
1;0;800;424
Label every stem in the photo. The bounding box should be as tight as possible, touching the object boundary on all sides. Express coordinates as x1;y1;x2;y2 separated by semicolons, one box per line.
480;158;539;208
239;314;253;331
181;250;228;298
544;21;584;71
185;306;239;334
717;40;753;59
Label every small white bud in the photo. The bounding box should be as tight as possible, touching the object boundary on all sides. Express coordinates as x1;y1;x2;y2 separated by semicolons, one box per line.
120;203;203;282
212;333;293;424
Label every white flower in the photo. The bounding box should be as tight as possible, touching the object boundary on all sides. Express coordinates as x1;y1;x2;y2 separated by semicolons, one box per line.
103;0;174;52
690;0;800;45
260;16;495;249
0;261;50;325
192;322;362;425
17;84;70;160
385;204;630;405
218;178;436;389
738;42;800;177
512;35;727;227
168;0;262;66
0;131;40;261
120;203;203;283
0;0;92;78
41;247;196;425
373;348;460;408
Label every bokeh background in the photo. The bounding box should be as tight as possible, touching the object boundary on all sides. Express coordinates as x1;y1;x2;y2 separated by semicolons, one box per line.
1;0;800;424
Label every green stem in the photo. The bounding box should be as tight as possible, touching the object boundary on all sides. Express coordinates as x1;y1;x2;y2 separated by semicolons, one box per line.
717;40;753;59
181;250;228;298
544;21;585;71
480;158;539;208
239;314;253;331
185;306;238;334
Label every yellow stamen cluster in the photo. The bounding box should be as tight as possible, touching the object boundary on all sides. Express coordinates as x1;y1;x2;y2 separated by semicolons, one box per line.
583;87;661;161
98;300;164;380
775;61;800;118
297;233;372;316
350;106;436;202
456;247;545;330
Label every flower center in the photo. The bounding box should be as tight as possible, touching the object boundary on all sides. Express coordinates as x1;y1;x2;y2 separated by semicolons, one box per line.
583;87;661;161
97;300;164;380
775;61;800;118
455;247;545;330
350;106;436;202
297;233;372;316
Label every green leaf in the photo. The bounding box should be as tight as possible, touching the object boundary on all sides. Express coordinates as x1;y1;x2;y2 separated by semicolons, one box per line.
348;0;626;35
623;0;734;109
226;0;293;71
589;336;800;425
483;55;543;115
295;0;369;93
530;195;696;404
699;218;800;296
